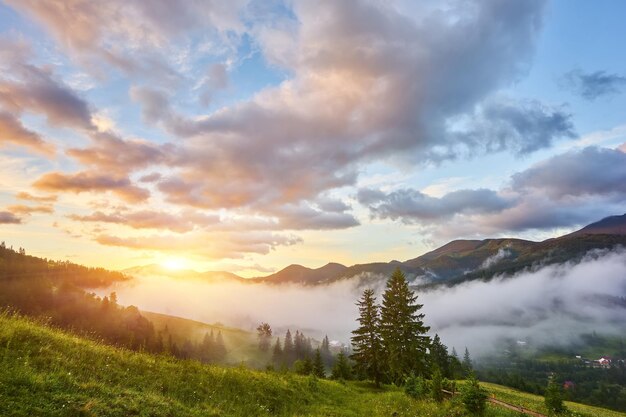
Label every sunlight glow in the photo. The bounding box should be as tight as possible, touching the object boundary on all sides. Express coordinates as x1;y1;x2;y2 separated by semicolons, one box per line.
160;257;189;271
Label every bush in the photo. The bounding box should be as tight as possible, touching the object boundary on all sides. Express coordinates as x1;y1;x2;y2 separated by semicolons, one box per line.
461;374;487;416
431;368;444;402
405;374;430;400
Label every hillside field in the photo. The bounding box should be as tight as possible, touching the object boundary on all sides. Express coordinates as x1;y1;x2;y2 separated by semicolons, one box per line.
0;312;605;417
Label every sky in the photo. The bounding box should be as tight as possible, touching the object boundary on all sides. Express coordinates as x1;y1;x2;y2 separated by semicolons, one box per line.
1;0;625;277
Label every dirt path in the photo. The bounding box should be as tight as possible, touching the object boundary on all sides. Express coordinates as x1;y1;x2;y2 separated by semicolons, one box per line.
487;395;547;417
442;389;548;417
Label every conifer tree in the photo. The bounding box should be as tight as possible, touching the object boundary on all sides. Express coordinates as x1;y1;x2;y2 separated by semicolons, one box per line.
215;331;227;361
331;351;353;380
430;334;451;378
379;268;430;383
313;348;326;378
321;335;332;366
545;375;566;415
283;329;294;363
463;347;473;377
272;337;283;363
351;288;383;386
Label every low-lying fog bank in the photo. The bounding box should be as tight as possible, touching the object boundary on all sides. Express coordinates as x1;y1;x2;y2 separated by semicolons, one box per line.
99;248;626;356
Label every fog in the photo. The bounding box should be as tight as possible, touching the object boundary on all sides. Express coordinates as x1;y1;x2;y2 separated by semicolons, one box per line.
101;248;626;356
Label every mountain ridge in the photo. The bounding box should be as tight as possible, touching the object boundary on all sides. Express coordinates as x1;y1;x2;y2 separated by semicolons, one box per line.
125;213;626;286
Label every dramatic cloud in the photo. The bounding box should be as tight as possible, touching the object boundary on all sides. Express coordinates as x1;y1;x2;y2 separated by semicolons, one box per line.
0;211;21;224
0;112;54;156
129;0;560;215
512;146;626;198
95;231;302;259
563;69;626;100
67;131;172;175
359;146;626;237
33;171;150;203
449;98;574;156
5;0;247;80
69;209;219;233
0;57;94;130
358;188;513;223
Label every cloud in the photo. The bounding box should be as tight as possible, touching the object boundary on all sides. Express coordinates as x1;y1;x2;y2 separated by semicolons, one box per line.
512;146;626;198
0;211;21;224
15;192;57;203
33;171;150;203
68;209;219;233
66;131;172;175
449;98;575;157
5;0;247;81
7;204;54;215
358;188;513;223
129;0;557;216
138;172;162;183
562;69;626;100
98;248;626;354
0;57;94;130
0;112;55;156
359;146;626;237
95;231;302;259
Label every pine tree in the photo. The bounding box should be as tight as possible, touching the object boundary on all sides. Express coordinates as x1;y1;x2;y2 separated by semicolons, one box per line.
431;367;443;402
272;337;283;364
215;331;227;361
545;376;566;415
283;329;294;364
430;334;450;378
461;373;487;416
321;335;332;367
351;288;384;386
294;330;303;359
331;351;352;380
379;268;430;384
463;347;473;377
313;348;326;378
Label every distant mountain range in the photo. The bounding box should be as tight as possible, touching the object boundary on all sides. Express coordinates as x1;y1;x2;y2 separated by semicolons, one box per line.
125;213;626;287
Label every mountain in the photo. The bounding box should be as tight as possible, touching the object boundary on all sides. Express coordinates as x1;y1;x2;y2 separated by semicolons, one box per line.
124;214;626;287
565;213;626;237
123;263;245;282
257;213;626;286
254;262;348;284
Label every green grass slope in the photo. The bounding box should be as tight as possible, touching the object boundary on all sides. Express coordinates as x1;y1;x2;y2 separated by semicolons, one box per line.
0;313;465;417
142;311;264;365
2;313;619;417
481;381;626;417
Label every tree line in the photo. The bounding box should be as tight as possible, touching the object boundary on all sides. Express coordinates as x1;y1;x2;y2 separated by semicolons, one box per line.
0;243;230;364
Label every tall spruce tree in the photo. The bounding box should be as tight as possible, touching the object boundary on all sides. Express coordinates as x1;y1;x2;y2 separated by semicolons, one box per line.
313;348;326;378
379;268;430;384
430;334;451;378
331;351;353;380
321;335;332;367
351;288;384;386
283;329;294;364
462;347;473;377
272;337;283;364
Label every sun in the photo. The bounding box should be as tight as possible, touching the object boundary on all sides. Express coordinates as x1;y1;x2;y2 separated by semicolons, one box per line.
160;257;188;271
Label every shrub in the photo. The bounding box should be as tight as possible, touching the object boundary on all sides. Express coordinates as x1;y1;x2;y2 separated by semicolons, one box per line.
405;374;430;400
461;374;487;416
